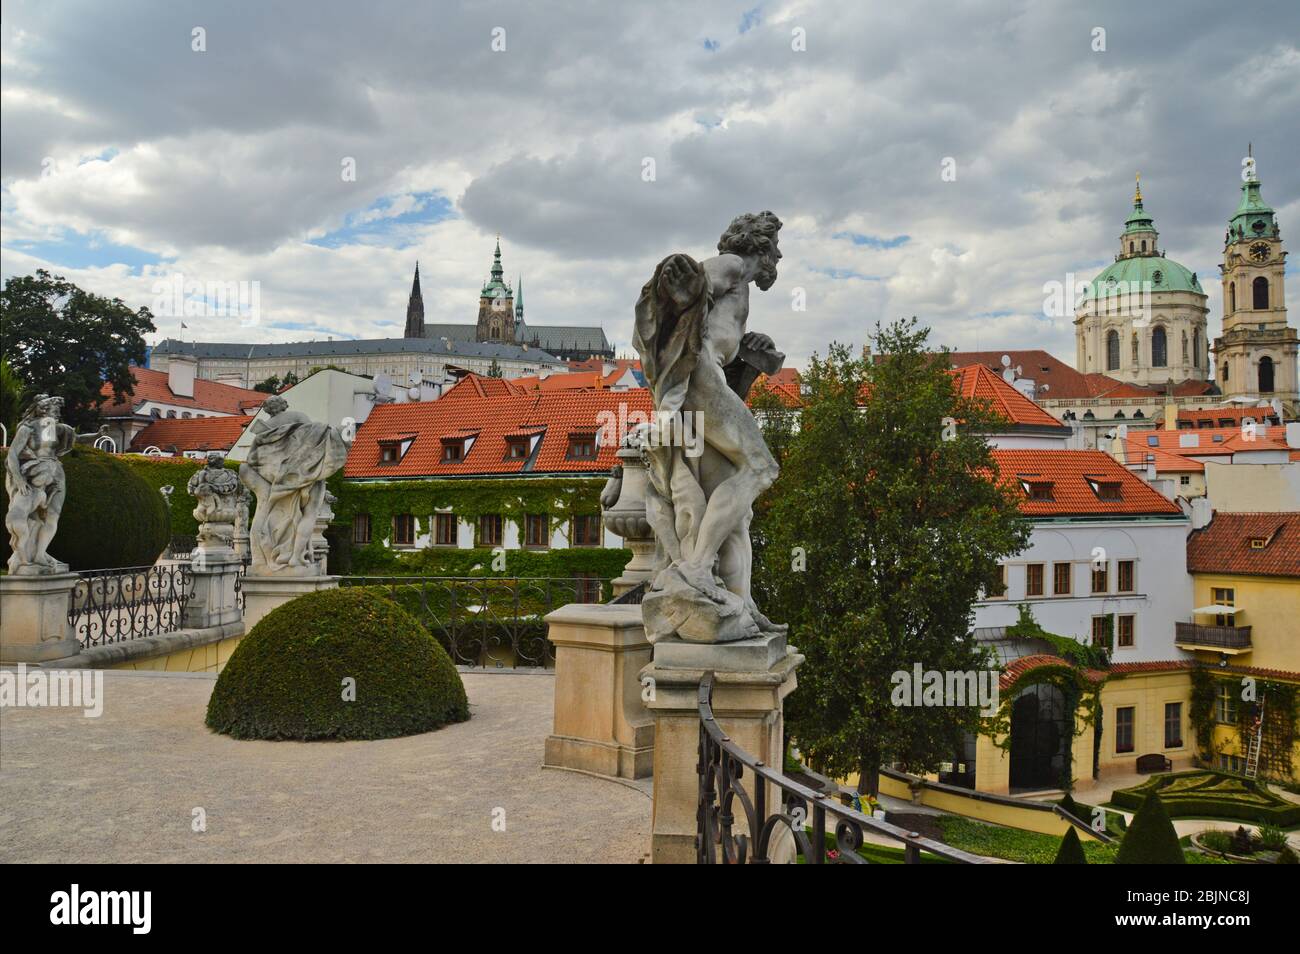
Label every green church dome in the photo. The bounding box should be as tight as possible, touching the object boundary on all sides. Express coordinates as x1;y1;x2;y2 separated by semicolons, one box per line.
1089;255;1204;299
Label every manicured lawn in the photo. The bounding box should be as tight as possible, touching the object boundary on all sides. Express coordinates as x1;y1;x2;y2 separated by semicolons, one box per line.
1111;771;1300;828
936;815;1228;864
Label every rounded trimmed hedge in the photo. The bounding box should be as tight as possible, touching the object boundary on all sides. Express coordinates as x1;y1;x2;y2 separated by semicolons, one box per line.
205;588;470;740
0;446;170;570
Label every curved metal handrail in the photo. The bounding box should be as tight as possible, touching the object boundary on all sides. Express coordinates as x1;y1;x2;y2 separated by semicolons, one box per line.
696;671;993;864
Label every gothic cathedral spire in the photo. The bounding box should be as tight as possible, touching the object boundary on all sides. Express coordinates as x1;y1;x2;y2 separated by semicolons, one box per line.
404;262;425;339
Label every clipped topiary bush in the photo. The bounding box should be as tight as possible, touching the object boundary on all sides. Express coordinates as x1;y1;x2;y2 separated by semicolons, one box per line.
206;588;469;740
1053;826;1087;864
1115;792;1185;864
1;446;169;570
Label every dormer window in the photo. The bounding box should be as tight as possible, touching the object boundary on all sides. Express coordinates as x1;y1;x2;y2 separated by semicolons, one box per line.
1020;479;1054;501
1249;537;1267;549
506;437;530;460
567;431;597;460
1087;478;1122;501
441;438;465;462
379;441;401;465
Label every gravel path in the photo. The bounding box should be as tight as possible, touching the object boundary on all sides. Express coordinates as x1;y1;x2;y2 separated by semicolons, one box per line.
0;669;651;863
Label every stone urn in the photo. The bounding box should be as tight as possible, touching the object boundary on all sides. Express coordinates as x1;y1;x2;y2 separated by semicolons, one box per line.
601;425;656;597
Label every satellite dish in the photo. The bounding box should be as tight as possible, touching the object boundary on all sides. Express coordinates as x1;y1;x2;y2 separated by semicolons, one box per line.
1000;354;1011;368
1271;398;1283;416
1040;383;1050;393
373;373;392;397
407;386;420;400
1002;368;1016;384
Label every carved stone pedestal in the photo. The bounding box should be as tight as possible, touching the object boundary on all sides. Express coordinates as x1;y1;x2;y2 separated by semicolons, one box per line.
642;637;802;864
240;574;339;631
183;548;244;629
0;572;82;664
544;603;654;780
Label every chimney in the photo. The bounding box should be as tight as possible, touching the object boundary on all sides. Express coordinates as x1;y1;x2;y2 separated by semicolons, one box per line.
1163;401;1176;431
168;353;197;399
1287;422;1300;450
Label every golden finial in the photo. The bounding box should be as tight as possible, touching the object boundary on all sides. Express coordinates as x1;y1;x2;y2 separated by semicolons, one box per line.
1134;172;1142;204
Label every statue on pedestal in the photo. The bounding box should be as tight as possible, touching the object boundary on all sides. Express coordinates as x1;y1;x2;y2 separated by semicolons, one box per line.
187;452;241;552
238;396;349;576
4;395;75;575
632;212;788;643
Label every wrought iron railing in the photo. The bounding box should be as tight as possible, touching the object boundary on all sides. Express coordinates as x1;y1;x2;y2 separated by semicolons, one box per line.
1174;621;1251;649
610;581;647;605
696;673;992;864
69;564;193;647
338;575;607;668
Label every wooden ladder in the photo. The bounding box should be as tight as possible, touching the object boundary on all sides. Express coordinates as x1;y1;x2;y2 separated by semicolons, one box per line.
1244;696;1266;779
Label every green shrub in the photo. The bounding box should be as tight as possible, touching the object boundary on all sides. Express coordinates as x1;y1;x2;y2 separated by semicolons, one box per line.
206;588;469;740
1198;829;1232;853
1256;825;1288;851
1;446;169;570
1053;826;1087;864
1116;792;1185;864
1058;793;1083;821
1112;771;1300;827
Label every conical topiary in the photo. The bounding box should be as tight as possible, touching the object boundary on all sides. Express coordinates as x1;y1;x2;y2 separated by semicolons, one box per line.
1115;793;1185;864
1053;826;1087;864
1059;792;1083;821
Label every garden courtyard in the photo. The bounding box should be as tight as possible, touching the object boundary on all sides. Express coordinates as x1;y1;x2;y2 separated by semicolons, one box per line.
0;669;652;864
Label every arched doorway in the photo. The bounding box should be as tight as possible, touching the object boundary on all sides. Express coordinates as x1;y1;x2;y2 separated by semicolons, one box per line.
1008;683;1069;791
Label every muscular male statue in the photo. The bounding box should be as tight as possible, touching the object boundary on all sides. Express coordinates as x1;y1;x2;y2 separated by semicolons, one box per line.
633;211;786;643
4;394;76;575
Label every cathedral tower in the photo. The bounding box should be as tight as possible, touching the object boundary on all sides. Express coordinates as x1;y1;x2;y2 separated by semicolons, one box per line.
404;262;424;339
476;237;516;343
1213;151;1297;410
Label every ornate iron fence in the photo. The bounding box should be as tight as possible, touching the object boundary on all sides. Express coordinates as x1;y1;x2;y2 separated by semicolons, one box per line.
70;564;193;647
696;673;992;864
610;581;647;605
339;576;607;668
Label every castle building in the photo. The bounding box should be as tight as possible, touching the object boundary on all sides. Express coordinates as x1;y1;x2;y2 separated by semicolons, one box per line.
1213;155;1298;410
404;239;614;362
1075;177;1210;389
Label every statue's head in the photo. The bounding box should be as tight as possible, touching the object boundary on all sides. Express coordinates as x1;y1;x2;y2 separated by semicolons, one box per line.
718;211;783;291
263;395;289;416
22;394;63;422
205;452;225;468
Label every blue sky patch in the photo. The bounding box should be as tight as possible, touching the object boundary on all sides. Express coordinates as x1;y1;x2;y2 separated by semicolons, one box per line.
7;228;167;272
833;231;910;249
308;190;456;249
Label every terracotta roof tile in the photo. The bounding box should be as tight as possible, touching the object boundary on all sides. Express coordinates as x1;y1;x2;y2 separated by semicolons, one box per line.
345;374;653;479
952;364;1065;429
1128;426;1290;460
128;415;251;453
1000;653;1107;691
100;367;266;417
1186;512;1300;579
990;449;1183;517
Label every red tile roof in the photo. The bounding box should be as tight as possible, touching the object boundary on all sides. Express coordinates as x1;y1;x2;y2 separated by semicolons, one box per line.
952;364;1064;429
1107;659;1300;682
1128;426;1291;460
1186;512;1300;579
100;366;266;417
1000;654;1107;691
344;376;654;478
1167;406;1282;429
1121;434;1205;473
990;449;1183;517
128;415;252;453
749;367;803;408
946;350;1214;402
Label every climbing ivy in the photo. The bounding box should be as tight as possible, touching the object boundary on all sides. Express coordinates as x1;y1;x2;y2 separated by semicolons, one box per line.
330;476;621;576
984;605;1109;792
1187;668;1297;782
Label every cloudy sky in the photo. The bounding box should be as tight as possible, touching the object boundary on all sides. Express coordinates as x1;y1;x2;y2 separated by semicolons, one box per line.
2;0;1297;368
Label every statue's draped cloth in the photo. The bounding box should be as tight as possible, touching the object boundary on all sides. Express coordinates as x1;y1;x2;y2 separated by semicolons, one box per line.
632;254;712;565
245;417;348;567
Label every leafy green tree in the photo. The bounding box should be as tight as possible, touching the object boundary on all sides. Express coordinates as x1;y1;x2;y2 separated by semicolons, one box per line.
253;375;282;394
755;318;1031;794
1115;792;1185;864
1;357;27;443
1053;826;1087;864
0;270;154;429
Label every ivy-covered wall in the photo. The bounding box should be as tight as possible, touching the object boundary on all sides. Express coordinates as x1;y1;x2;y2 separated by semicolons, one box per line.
121;455;245;540
330;476;628;578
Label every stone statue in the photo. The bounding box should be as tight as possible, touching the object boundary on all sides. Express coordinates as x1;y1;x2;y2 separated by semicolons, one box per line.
232;486;252;562
632;212;787;643
4;394;75;575
238;396;349;575
187;452;241;550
